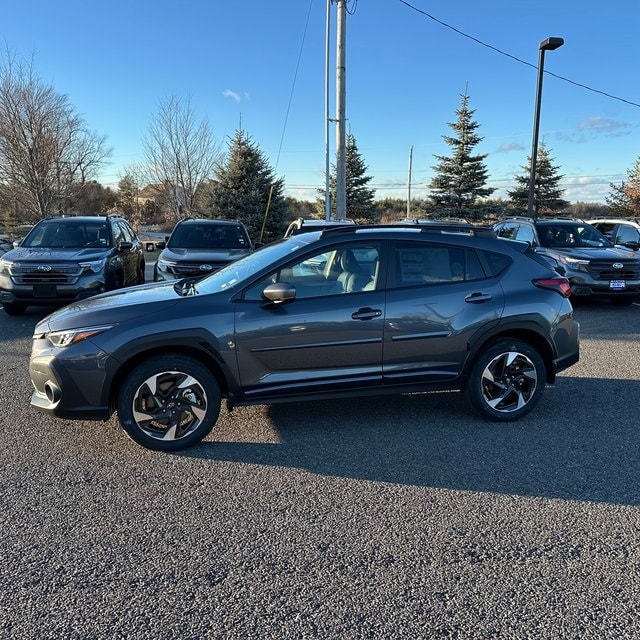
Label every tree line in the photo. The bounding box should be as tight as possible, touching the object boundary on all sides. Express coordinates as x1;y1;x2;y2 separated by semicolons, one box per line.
1;52;638;244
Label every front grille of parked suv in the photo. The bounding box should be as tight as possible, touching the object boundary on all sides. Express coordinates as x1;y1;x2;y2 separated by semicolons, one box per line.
172;262;228;277
11;264;82;285
588;261;640;280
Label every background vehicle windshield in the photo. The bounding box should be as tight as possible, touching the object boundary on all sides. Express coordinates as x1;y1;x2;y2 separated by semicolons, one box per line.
538;224;613;249
21;222;111;249
196;236;314;294
169;223;249;250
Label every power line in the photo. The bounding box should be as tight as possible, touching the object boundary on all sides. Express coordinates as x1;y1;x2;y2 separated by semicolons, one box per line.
397;0;640;109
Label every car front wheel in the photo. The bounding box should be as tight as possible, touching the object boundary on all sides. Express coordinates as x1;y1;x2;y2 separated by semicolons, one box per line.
467;339;545;421
116;355;221;451
2;302;26;316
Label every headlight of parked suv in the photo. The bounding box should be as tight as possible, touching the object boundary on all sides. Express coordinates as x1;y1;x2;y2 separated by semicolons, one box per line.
0;258;13;275
79;258;107;274
558;256;590;273
156;258;177;274
38;324;115;348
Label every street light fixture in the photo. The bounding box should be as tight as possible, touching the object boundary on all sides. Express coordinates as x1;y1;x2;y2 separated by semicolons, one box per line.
527;36;564;219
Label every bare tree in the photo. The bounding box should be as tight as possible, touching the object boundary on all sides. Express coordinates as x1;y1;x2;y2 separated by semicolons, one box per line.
0;51;111;219
143;95;221;221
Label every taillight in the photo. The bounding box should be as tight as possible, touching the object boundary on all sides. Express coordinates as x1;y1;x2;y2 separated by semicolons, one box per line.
532;277;572;298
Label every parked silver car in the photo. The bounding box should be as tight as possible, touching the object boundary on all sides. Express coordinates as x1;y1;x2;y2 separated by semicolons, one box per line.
494;216;640;305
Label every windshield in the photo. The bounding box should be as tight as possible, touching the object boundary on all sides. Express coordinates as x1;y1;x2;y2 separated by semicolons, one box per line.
21;221;111;249
195;235;317;294
538;224;613;249
168;223;250;250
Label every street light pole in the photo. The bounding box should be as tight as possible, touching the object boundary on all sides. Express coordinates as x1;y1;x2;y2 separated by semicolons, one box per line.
527;36;564;219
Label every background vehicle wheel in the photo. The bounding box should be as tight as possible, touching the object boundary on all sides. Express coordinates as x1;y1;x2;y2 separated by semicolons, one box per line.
116;355;221;451
2;302;26;316
467;339;546;421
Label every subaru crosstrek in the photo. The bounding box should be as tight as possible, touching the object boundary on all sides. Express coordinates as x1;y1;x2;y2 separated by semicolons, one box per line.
29;223;580;451
1;215;145;315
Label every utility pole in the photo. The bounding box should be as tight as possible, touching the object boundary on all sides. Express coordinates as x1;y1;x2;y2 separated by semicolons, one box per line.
324;0;332;221
407;145;413;219
335;0;347;219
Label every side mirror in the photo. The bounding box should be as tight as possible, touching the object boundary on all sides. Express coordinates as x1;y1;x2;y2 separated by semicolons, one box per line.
262;282;296;305
623;241;639;251
119;241;133;252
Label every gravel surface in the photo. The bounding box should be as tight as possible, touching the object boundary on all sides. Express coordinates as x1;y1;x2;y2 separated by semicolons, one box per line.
1;301;640;639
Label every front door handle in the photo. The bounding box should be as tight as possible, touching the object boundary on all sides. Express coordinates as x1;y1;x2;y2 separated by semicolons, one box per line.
352;307;382;320
465;292;492;304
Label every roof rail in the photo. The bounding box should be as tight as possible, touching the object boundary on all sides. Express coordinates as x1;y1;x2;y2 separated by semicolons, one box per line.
321;223;496;237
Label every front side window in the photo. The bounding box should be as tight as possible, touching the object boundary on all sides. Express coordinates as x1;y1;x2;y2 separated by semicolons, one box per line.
243;242;381;301
615;225;640;245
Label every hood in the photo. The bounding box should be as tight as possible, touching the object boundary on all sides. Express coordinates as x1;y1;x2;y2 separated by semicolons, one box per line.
547;245;637;261
2;246;109;263
160;247;251;262
36;281;183;332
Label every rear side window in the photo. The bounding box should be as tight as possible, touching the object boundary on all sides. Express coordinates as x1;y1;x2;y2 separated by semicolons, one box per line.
391;242;488;288
479;250;512;277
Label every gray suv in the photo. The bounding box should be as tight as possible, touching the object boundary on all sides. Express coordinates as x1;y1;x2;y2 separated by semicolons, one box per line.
29;224;580;451
494;217;640;305
0;215;145;315
154;218;253;281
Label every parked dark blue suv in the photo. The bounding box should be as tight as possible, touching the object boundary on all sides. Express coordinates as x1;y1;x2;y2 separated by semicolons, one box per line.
0;215;145;315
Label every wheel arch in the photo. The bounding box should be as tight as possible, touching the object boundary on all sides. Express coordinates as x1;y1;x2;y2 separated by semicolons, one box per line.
108;342;233;414
465;325;556;386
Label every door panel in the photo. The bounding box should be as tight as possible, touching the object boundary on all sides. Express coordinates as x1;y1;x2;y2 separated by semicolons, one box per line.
235;290;385;399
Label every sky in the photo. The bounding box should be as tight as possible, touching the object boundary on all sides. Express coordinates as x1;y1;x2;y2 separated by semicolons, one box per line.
2;0;639;205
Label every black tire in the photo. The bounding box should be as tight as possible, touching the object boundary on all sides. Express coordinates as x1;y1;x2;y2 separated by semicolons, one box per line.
467;339;546;422
2;302;26;316
116;355;221;451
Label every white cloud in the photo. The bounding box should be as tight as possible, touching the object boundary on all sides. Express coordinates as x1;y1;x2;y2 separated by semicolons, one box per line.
495;143;525;153
223;89;242;103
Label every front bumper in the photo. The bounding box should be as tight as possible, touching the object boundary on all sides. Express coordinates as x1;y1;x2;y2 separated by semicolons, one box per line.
29;343;112;420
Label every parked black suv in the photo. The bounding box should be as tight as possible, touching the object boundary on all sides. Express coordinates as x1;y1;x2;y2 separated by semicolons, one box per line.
154;218;253;281
29;223;579;451
494;217;640;305
0;215;145;315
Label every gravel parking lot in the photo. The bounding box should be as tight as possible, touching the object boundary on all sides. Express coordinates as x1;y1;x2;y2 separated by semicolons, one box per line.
1;301;640;639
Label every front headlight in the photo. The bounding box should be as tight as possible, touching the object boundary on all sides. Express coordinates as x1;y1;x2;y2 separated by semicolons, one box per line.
558;256;590;273
0;258;13;276
44;324;114;348
79;258;107;274
156;258;177;273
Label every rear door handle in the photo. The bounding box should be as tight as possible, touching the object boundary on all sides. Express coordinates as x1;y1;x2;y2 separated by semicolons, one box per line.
352;307;382;320
465;293;492;304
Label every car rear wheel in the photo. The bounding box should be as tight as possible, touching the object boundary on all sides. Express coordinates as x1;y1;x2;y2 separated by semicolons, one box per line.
2;302;26;316
116;355;221;451
467;339;545;421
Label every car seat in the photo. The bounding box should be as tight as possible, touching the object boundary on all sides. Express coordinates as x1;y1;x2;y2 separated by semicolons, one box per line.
337;250;368;293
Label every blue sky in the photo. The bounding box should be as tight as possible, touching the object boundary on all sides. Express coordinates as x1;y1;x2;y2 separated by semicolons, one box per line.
3;0;639;204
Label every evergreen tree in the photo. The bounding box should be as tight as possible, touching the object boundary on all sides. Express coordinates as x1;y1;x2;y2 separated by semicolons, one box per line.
606;157;640;216
429;93;494;211
508;142;569;217
207;129;287;243
320;132;376;223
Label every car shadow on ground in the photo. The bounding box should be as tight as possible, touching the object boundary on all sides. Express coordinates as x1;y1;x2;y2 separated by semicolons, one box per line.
180;376;640;507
